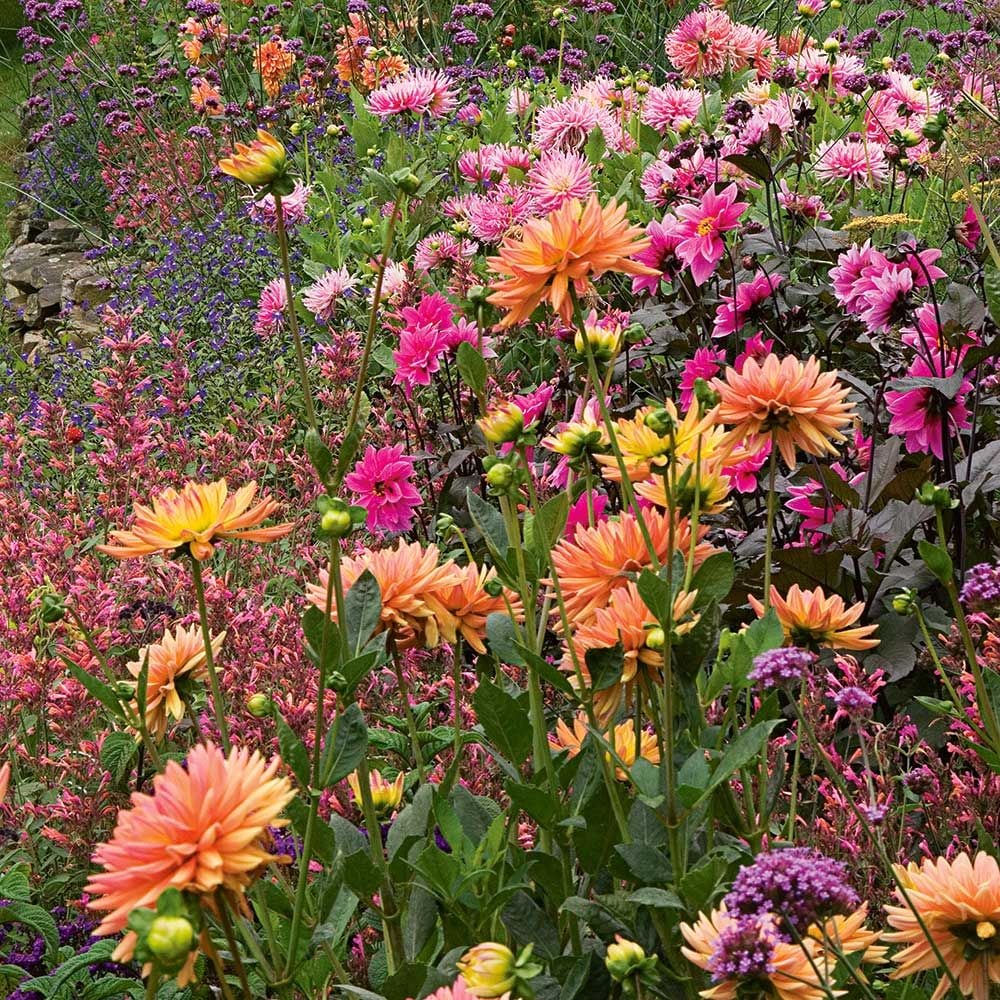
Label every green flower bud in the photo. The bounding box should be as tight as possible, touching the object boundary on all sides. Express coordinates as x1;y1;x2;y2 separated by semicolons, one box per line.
644;407;676;436
891;589;919;616
483;577;504;598
606;936;657;984
40;592;66;624
645;626;666;650
321;508;353;537
916;482;957;510
147;915;196;967
246;693;272;718
390;167;421;195
486;462;516;490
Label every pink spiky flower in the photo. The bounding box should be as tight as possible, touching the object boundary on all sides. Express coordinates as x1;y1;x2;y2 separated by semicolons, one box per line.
526;150;595;214
302;266;360;322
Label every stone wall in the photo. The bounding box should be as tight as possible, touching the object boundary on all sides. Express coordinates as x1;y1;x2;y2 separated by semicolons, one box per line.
2;200;111;353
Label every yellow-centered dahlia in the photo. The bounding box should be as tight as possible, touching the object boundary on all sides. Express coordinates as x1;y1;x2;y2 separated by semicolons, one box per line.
750;584;879;651
218;129;288;186
549;712;660;778
99;479;293;562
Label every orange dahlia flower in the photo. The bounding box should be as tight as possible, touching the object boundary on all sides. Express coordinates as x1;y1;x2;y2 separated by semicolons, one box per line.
549;712;660;778
712;354;854;468
127;625;225;739
99;479;293;562
750;584;879;650
86;743;293;954
680;905;831;1000
884;852;1000;1000
486;195;657;328
561;581;699;724
308;539;464;650
809;903;887;981
550;508;716;624
438;563;523;654
255;39;295;98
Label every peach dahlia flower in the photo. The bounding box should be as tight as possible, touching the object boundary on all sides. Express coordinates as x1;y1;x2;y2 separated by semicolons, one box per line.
712;354;854;468
99;479;293;562
884;852;1000;1000
750;584;879;650
486;195;656;328
86;744;293;955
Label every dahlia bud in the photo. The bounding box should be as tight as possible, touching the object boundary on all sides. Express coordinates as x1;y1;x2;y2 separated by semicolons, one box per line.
320;508;353;538
147;915;196;966
348;768;405;817
467;284;489;306
246;692;272;718
891;589;919;616
218;129;290;192
457;942;517;998
644;407;676;437
645;627;666;650
391;167;421;195
693;378;720;412
39;592;66;624
915;482;956;510
479;402;525;445
289;121;302;136
483;577;505;598
485;461;516;491
822;36;839;52
605;936;658;988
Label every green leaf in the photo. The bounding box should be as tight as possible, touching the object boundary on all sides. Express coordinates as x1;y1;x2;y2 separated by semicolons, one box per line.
626;887;685;909
342;849;383;897
502;891;561;959
985;265;1000;326
584;126;606;164
344;570;382;654
322;703;368;787
456;341;487;396
466;489;510;557
584;642;624;692
637;568;673;622
473;680;532;766
918;539;954;585
274;709;310;787
525;492;569;569
0;901;59;962
100;731;138;784
64;660;127;721
305;428;334;484
689;553;735;605
723;152;773;182
696;720;781;807
506;779;559;829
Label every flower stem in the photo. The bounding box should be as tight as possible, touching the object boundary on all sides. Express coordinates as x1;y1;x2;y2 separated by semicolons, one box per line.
762;435;778;612
144;967;161;1000
390;637;428;780
273;193;318;432
189;557;230;753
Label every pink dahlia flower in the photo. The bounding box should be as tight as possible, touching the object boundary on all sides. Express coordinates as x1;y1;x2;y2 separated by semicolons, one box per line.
250;180;311;230
302;266;359;322
641;85;702;132
814;136;889;186
392;293;456;397
526;150;595;214
254;277;287;337
345;444;422;534
679;347;726;409
367;70;457;119
631;216;684;295
673;182;748;286
664;9;735;78
712;271;784;338
886;353;971;460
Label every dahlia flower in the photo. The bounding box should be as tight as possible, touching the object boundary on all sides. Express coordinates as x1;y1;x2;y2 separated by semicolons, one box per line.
750;584;880;650
255;39;295;98
302;266;359;322
99;479;293;561
631;216;684;295
884;852;1000;1000
814;136;889;186
436;563;521;655
486;195;656;328
367;70;457;118
344;444;422;534
549;713;660;779
664;9;736;78
86;743;293;942
127;625;226;739
218;129;287;187
526;150;595;214
308;540;463;650
641;84;703;132
673;183;748;286
712;353;854;468
254;277;288;337
886;353;970;460
712;272;784;339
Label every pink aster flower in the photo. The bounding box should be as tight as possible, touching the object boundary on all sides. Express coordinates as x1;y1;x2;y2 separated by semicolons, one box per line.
680;347;726;409
712;271;784;338
345;444;422;534
631;216;684;295
886;353;971;460
254;277;287;337
673;182;748;286
302;266;359;322
641;85;702;132
249;180;311;230
664;9;735;77
814;136;889;186
526;150;595;214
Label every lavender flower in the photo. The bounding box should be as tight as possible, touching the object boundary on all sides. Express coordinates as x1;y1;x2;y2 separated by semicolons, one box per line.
708;914;776;981
960;562;1000;611
832;685;876;721
724;848;859;938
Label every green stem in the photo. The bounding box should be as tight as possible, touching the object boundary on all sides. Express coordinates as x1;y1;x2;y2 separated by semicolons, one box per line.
762;435;779;612
201;927;239;1000
144;967;161;1000
217;899;253;1000
285;540;341;975
391;638;428;780
274;193;318;432
339;197;403;487
189;558;230;753
785;675;807;839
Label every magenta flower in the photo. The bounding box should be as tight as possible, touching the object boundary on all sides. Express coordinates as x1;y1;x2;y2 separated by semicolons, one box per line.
673;183;748;286
254;278;287;337
679;347;725;409
367;70;457;119
392;293;456;398
345;444;422;535
631;216;684;295
886;353;971;460
712;271;784;338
